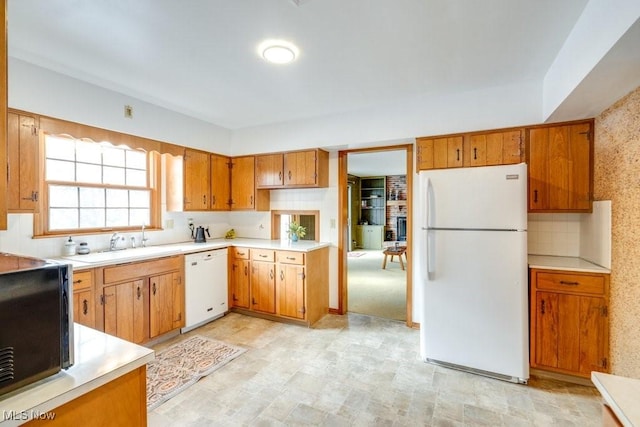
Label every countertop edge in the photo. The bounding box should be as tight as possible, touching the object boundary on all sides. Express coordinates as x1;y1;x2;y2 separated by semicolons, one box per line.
527;255;611;274
0;325;154;426
591;372;638;427
59;239;332;270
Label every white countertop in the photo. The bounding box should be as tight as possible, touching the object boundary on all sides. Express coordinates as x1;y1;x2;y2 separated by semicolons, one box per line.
0;324;154;426
528;255;610;274
592;372;640;427
58;238;331;270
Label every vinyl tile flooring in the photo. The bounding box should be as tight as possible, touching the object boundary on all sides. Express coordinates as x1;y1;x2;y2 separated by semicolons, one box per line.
149;312;603;426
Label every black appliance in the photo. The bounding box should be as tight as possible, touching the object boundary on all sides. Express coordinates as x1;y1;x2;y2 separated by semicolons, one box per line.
193;226;210;243
0;253;74;396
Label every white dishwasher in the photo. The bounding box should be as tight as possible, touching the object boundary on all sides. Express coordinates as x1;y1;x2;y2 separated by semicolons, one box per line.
182;248;228;333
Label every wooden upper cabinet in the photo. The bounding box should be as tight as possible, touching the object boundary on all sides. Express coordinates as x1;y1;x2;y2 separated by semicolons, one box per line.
417;136;463;170
256;153;284;187
284;150;328;187
210;153;230;210
468;130;523;167
527;121;592;212
183;148;211;211
230;156;269;211
7;112;40;212
255;149;328;189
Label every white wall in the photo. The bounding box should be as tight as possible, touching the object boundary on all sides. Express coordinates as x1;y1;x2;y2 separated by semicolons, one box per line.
543;0;640;119
9;58;231;153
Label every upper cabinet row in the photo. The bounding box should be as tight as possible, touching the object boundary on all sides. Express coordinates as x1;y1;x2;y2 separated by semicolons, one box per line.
181;148;329;212
255;149;329;189
416;119;594;213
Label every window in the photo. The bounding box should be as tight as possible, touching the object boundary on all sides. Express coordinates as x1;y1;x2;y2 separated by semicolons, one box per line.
44;135;152;232
271;210;319;241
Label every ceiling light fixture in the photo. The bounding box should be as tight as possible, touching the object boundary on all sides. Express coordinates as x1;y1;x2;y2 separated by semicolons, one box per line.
258;40;299;64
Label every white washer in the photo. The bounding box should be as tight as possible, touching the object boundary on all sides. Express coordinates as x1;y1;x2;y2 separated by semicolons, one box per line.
182;248;228;333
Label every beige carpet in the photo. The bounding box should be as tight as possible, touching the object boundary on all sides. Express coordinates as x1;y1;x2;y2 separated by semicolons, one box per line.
146;335;246;410
347;249;407;321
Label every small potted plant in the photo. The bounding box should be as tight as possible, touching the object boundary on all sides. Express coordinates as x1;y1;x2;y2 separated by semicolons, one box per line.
288;221;306;242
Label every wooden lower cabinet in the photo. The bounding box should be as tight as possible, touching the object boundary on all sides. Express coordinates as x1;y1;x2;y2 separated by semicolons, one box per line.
24;366;147;427
530;268;609;378
250;249;276;314
103;280;146;344
98;256;184;344
229;247;250;309
229;246;329;326
72;270;95;328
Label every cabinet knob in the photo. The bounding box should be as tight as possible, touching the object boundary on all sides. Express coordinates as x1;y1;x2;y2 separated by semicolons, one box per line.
541;299;546;314
82;299;88;315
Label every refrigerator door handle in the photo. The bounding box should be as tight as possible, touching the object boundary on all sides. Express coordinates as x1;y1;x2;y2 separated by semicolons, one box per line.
427;229;435;278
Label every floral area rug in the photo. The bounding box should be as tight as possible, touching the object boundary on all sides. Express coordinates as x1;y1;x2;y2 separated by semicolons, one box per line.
146;335;246;410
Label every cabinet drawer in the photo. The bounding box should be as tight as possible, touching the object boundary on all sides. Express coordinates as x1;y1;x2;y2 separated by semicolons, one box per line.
277;251;305;265
536;272;605;295
103;256;182;284
72;270;93;291
231;247;250;259
252;249;275;262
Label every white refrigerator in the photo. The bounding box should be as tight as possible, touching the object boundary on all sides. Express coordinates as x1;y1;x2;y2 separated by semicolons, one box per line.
415;163;529;383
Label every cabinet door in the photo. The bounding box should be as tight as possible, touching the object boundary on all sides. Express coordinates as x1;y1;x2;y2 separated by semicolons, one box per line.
250;261;276;313
469;134;487;167
230;156;256;210
284;151;317;186
277;264;305;319
256;153;283;188
184;149;210;210
535;291;559;368
355;226;364;249
578;295;608;375
433;137;463;169
528;123;591;212
103;280;146;344
229;258;250;308
7;112;39;211
150;272;182;338
210;153;230;210
416;138;434;170
73;289;95;328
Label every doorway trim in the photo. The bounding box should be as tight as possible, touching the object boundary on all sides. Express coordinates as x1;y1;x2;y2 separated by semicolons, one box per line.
336;144;416;328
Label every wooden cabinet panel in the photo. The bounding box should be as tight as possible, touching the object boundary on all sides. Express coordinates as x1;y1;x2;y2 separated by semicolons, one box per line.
74;289;95;328
149;272;177;338
469;130;522;167
231;156;260;210
277;250;304;265
252;248;275;263
528;121;592;212
418;136;463;170
250;260;276;313
103;256;182;284
184;148;210;211
73;270;95;328
284;151;316;186
229;258;250;308
103;280;146;344
231;247;250;260
537;271;604;294
530;268;609;378
7;112;39;211
256;153;283;187
210;153;230;210
469;134;487;167
416;138;434;170
277;263;305;319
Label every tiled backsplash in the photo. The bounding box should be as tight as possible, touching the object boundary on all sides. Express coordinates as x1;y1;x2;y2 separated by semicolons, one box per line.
527;200;612;268
528;213;581;256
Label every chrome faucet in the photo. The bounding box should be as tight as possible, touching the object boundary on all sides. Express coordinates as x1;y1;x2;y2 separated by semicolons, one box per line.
109;233;122;250
141;224;149;247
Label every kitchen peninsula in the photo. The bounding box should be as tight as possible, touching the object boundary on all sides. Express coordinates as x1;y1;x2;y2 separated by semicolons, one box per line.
0;325;153;427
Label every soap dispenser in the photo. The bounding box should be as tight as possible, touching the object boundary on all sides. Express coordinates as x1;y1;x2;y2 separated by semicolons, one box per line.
64;236;77;256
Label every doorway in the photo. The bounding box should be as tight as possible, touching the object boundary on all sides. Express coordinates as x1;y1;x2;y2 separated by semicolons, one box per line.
337;145;415;327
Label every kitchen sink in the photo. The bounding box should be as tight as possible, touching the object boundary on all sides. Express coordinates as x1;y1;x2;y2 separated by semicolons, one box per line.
62;245;178;263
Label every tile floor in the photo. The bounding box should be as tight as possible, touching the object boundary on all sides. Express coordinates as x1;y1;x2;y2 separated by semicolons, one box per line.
149;312;603;426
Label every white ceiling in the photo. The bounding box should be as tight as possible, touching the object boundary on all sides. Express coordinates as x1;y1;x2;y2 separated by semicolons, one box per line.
8;0;591;130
